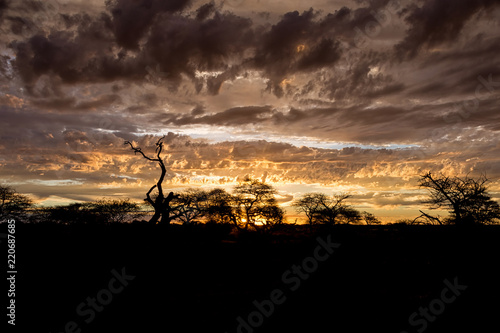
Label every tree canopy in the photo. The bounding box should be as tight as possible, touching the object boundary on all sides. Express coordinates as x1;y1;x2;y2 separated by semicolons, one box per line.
293;192;360;225
231;177;284;230
42;198;142;224
418;172;500;226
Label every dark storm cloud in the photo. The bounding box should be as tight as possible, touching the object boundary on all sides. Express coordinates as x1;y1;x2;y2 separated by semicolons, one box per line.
0;104;139;148
31;94;121;110
159;88;500;145
107;0;193;49
13;28;148;90
7;0;498;107
2;1;499;147
165;105;274;126
251;9;342;96
195;1;217;20
10;3;255;94
8;0;407;100
0;0;7;21
395;0;500;60
320;0;401;44
317;51;404;102
145;11;254;80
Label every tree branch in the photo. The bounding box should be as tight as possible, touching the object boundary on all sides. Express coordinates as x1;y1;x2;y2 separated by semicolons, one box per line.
124;141;160;162
145;185;157;206
412;210;442;225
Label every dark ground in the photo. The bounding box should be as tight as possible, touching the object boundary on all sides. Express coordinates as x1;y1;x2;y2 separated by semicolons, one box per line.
4;222;500;333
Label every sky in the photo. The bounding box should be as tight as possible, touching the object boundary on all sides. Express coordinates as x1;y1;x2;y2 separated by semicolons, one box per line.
1;0;500;222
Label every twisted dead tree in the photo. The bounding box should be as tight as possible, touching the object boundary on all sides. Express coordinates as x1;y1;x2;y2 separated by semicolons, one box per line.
125;136;179;225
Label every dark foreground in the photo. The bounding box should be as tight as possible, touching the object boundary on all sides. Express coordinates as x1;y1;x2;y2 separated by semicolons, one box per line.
4;222;500;333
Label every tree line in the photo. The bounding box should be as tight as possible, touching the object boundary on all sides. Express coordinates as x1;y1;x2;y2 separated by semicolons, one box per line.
0;135;498;227
3;170;499;227
0;178;372;229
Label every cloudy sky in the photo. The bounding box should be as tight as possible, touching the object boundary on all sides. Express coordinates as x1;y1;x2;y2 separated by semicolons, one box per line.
1;0;500;221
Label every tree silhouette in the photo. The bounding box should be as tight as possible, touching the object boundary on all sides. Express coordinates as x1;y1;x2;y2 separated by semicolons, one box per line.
418;172;500;226
293;193;322;225
0;185;32;219
90;198;142;223
174;189;209;225
42;199;142;224
204;188;235;224
231;178;284;231
125;136;180;225
362;211;381;225
293;193;356;225
256;203;285;230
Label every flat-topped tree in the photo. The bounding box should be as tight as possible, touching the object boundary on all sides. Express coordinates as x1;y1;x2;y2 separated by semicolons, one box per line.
125;136;179;225
293;192;354;225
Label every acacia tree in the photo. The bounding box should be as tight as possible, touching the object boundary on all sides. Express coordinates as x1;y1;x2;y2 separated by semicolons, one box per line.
256;204;285;231
293;193;322;225
362;211;381;225
293;193;356;225
205;188;235;224
174;189;209;225
125;136;180;225
43;199;142;224
90;198;142;223
0;185;32;219
418;172;500;226
339;206;362;224
232;178;284;231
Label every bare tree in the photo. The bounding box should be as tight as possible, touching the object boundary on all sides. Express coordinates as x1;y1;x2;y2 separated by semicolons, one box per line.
125;136;180;225
418;172;500;226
